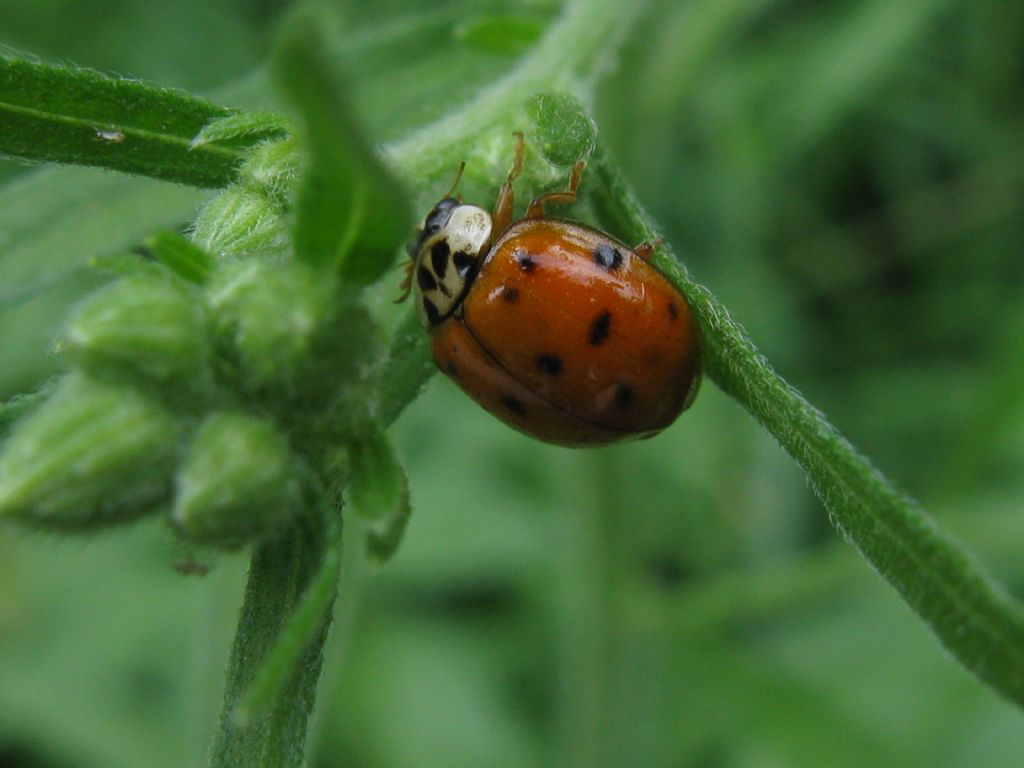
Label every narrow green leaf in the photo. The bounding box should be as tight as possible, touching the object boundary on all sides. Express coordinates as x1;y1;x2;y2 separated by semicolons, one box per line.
273;10;412;285
191;112;291;149
346;430;403;523
145;231;214;284
0;378;58;439
0;53;243;188
365;476;412;564
346;429;412;564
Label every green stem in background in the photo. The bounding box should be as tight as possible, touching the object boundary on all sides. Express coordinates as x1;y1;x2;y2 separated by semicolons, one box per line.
555;454;624;768
0;54;281;188
630;503;1024;638
586;154;1024;710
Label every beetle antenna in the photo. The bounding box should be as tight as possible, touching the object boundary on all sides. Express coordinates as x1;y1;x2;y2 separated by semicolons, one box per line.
444;161;466;199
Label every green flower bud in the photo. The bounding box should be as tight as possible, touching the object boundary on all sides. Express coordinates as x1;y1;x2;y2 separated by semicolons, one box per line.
146;231;214;285
63;273;211;395
207;261;329;390
191;184;289;259
172;412;300;549
0;375;180;530
239;137;299;203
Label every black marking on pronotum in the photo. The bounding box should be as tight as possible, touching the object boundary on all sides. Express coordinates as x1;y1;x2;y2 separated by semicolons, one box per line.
515;250;537;273
536;354;563;376
594;243;623;270
667;301;679;322
423;297;441;325
431;240;450;279
615;383;635;409
500;286;520;303
588;311;612;346
502;395;527;415
417;265;437;292
446;359;459;378
453;250;474;278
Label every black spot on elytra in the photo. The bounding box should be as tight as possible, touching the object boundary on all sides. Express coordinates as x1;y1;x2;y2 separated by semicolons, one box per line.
502;395;527;415
430;240;450;279
453;250;474;278
446;359;459;378
423;297;440;325
594;243;623;270
667;301;679;322
588;311;612;346
615;383;634;408
515;251;537;273
500;286;520;303
417;265;437;292
536;354;563;376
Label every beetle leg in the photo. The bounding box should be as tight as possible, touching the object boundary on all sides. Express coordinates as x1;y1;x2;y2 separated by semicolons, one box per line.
633;237;664;262
394;260;415;304
492;132;525;240
525;160;586;219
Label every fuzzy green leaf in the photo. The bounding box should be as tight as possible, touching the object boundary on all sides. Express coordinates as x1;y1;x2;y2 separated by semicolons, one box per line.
145;231;215;285
191;112;291;149
0;53;245;188
273;10;412;285
0;379;58;440
528;92;598;167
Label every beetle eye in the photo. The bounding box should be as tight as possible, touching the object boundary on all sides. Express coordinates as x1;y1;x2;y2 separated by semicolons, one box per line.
423;198;459;234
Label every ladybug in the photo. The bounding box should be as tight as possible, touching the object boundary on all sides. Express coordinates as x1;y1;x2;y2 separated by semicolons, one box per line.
402;133;702;447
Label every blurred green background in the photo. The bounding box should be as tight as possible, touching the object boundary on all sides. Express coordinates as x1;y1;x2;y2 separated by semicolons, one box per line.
2;1;1024;766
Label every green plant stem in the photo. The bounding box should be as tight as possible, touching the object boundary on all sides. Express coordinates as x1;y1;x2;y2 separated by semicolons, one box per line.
587;154;1024;710
209;513;337;768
